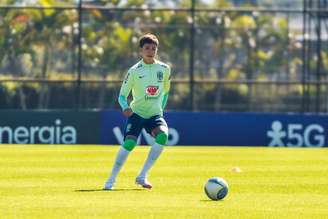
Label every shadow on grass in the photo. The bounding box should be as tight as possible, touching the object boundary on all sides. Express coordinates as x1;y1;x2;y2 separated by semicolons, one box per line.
200;199;225;202
75;188;144;192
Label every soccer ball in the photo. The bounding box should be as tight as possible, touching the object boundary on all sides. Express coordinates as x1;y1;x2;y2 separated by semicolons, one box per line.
204;177;228;200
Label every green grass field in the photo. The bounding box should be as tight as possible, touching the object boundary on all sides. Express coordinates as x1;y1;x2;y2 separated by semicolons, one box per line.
1;145;328;219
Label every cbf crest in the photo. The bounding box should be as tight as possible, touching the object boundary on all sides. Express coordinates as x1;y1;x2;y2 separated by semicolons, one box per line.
157;71;163;82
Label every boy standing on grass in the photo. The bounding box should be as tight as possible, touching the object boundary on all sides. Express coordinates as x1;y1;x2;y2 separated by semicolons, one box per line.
104;33;171;190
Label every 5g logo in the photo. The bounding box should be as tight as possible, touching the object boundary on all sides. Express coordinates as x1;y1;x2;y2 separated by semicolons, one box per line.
267;120;325;147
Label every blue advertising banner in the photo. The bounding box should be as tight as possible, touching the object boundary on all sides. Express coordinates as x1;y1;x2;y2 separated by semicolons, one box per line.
0;111;100;144
0;110;326;147
101;110;328;147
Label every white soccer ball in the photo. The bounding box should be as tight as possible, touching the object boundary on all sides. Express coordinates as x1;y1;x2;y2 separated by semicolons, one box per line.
204;177;229;200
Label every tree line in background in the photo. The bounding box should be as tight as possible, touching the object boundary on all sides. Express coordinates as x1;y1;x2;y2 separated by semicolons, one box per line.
0;0;327;112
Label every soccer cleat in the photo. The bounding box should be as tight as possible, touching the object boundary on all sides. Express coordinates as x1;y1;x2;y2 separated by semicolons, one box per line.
135;176;152;189
103;182;114;190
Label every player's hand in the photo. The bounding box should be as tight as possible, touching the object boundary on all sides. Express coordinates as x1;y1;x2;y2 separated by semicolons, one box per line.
123;108;133;117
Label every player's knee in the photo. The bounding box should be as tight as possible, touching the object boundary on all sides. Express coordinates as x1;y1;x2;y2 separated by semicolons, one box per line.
123;139;137;151
155;132;168;145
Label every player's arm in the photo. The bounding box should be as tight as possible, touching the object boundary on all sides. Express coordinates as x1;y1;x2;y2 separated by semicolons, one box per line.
162;67;171;109
118;70;134;116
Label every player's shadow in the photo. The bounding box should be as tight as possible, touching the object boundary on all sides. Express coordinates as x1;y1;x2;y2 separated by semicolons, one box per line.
75;188;144;192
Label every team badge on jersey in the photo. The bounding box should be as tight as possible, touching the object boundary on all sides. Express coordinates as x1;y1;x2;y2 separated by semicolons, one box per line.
157;71;163;82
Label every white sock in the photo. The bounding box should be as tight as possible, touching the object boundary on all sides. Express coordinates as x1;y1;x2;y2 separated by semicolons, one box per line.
106;147;130;184
138;143;164;179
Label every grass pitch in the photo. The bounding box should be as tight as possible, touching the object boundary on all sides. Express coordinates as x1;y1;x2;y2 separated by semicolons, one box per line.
0;145;328;219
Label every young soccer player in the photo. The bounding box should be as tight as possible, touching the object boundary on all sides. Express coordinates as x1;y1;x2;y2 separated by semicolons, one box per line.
104;33;171;190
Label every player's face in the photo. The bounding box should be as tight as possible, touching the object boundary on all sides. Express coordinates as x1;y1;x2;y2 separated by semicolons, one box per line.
140;43;158;64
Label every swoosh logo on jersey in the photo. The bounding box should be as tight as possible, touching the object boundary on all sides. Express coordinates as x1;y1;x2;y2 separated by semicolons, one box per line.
139;75;145;79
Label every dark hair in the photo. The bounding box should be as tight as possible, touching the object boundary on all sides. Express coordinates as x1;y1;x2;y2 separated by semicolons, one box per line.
139;33;159;48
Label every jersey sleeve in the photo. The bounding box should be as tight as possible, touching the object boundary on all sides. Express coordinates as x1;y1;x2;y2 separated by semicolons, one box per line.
119;69;134;97
118;69;134;110
163;66;171;93
162;66;171;109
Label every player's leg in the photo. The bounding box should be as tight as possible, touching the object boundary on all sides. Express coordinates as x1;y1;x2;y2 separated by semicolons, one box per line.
104;114;143;190
136;116;168;189
104;136;137;190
